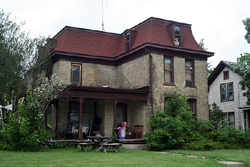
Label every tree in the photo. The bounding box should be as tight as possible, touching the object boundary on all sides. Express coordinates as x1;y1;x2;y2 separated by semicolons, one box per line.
243;18;250;44
1;74;66;151
0;10;45;108
209;103;226;130
198;39;214;76
232;18;250;104
232;53;250;104
198;38;208;51
207;62;214;77
144;90;194;150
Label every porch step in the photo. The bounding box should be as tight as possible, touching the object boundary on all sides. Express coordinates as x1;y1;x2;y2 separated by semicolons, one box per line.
122;144;148;150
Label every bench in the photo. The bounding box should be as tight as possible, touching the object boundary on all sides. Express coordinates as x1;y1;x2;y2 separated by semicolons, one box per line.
100;143;122;153
79;142;94;152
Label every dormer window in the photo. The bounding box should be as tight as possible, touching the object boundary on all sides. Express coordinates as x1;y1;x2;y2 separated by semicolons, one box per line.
174;25;181;46
125;32;130;51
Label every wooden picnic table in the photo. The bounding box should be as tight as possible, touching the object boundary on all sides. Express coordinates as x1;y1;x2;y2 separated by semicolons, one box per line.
79;136;122;153
87;136;112;152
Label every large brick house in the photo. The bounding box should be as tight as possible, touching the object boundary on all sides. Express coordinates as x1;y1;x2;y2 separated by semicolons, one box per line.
45;17;214;140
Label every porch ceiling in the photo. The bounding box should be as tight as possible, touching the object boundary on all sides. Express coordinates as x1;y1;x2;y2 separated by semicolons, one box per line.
59;86;149;101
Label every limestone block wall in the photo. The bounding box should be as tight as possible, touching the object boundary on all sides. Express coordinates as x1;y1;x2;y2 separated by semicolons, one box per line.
117;55;150;89
52;60;71;85
103;99;114;137
57;98;69;130
152;53;209;120
52;55;150;90
82;63;117;88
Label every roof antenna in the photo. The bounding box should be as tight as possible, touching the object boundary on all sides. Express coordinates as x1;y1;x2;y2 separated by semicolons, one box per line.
102;0;105;31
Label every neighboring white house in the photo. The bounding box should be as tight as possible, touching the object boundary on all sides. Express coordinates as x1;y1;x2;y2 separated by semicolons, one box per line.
208;61;250;130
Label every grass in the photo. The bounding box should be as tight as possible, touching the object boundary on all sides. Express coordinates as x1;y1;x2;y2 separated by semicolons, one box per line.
0;148;226;167
170;149;250;166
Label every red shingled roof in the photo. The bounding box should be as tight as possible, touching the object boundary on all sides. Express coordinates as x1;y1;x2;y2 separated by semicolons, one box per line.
53;17;207;58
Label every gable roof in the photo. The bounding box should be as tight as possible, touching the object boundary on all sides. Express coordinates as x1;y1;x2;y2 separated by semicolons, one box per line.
51;17;214;59
208;61;237;86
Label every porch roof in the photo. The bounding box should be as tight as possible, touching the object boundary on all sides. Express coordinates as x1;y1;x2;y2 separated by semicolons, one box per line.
59;86;149;101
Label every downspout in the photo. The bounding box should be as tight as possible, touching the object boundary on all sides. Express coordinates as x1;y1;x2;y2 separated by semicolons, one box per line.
146;48;154;112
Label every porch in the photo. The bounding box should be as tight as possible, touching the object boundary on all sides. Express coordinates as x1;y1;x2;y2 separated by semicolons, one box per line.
45;86;149;140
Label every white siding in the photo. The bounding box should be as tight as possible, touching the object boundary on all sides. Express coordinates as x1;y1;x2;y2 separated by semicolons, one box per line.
208;67;247;129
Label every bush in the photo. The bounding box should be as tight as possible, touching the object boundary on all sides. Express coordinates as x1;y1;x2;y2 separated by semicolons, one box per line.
144;91;250;151
1;90;50;151
144;91;194;150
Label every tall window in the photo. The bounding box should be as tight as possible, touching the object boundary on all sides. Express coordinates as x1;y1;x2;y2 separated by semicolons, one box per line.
220;83;227;102
220;82;234;102
227;82;234;101
228;112;235;127
164;56;174;84
174;25;181;46
125;32;130;51
187;99;197;118
71;64;81;86
185;59;194;87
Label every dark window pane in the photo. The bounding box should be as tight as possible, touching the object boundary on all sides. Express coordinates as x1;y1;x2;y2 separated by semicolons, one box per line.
228;82;234;101
174;26;181;35
228;112;235;127
73;71;80;82
223;71;229;80
221;84;227;102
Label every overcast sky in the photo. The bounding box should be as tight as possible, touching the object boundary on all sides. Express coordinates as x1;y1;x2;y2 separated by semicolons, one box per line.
1;0;250;67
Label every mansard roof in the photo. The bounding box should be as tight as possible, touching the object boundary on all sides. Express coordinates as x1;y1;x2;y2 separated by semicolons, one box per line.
52;17;214;58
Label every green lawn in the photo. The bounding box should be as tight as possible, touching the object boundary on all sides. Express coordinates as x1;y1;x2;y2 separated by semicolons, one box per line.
170;149;250;166
0;148;226;167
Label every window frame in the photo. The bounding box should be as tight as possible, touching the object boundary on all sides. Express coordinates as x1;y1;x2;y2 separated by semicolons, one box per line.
174;25;181;46
227;112;235;127
187;99;197;118
223;71;229;80
71;63;82;86
125;31;130;51
227;82;234;101
220;83;227;102
185;59;195;87
164;56;174;86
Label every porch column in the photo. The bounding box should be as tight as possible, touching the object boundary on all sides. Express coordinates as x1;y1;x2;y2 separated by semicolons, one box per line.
113;98;117;129
55;99;59;131
78;97;83;140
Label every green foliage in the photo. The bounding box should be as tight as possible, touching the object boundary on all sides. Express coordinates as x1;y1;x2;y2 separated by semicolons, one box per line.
1;89;51;151
207;62;214;77
232;53;250;105
144;90;194;150
144;91;250;151
209;103;227;130
243;17;250;44
198;38;208;51
0;10;46;107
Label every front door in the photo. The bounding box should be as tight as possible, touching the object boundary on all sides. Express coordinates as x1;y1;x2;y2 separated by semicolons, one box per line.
116;103;127;127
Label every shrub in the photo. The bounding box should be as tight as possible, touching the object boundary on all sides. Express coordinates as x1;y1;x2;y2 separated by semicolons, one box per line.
144;91;194;150
144;91;250;151
1;89;51;151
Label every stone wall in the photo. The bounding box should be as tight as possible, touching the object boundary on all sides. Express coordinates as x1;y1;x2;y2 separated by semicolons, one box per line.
151;53;209;120
52;55;150;89
117;55;150;89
